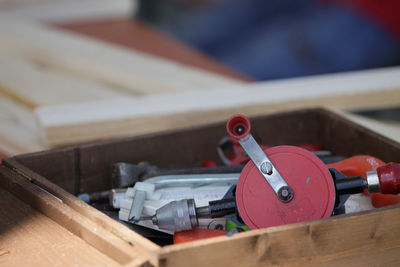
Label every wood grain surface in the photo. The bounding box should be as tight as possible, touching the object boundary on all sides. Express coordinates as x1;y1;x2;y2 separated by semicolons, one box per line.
1;161;160;265
159;204;400;266
0;187;120;266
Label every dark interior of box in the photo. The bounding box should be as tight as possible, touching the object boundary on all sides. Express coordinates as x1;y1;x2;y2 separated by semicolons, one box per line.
14;108;400;195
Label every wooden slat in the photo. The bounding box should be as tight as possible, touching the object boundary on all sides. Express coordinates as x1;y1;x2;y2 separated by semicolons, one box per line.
0;0;135;23
0;187;120;266
2;159;160;265
0;165;158;265
0;15;241;95
34;66;400;146
0;53;127;108
0;95;45;156
158;204;400;266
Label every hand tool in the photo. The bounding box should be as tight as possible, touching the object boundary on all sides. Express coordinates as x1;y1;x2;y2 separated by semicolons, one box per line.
328;156;400;208
140;115;400;233
143;173;239;187
140;198;236;232
227;114;400;229
333;162;400;195
111;162;243;188
126;173;239;223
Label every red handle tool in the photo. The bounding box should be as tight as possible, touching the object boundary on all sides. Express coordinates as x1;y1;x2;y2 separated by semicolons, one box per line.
226;114;400;229
226;115;336;229
328;156;400;207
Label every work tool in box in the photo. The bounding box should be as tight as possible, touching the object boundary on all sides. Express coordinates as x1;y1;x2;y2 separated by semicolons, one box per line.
136;115;400;237
4;108;400;265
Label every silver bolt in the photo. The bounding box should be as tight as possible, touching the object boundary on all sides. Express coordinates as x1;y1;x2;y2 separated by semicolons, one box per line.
260;162;273;175
278;186;293;202
281;189;289;197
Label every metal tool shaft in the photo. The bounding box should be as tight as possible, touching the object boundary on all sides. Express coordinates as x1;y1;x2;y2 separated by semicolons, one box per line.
142;198;236;232
226;115;293;201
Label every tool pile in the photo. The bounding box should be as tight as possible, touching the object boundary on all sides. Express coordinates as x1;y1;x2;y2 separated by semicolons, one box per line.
78;115;400;245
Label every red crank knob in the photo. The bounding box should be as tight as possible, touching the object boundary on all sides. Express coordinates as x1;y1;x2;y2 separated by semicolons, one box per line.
226;115;251;140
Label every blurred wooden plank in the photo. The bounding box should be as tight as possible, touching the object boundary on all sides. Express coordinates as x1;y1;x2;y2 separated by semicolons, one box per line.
0;53;127;108
57;19;252;82
0;0;135;23
0;95;45;156
35;67;400;146
0;15;242;95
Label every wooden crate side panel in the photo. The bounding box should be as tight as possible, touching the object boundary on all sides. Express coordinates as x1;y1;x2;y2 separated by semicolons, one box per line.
77;123;225;193
10;147;79;194
0;187;120;266
319;110;400;162
158;205;400;266
0;163;160;265
250;109;322;147
1;159;160;249
0;165;137;265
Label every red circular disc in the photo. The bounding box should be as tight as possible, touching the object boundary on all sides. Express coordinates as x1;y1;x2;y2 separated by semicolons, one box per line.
236;146;335;229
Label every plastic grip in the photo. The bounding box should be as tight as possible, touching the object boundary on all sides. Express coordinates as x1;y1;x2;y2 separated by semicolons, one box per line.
377;163;400;194
226;115;251;140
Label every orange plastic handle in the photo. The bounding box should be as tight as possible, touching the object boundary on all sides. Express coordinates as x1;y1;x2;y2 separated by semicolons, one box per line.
327;155;385;178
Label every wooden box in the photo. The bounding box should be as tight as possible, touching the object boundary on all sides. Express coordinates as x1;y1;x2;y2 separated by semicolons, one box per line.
1;108;400;266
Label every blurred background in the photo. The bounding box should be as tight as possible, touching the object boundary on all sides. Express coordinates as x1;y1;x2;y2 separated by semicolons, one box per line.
137;0;400;80
0;0;399;159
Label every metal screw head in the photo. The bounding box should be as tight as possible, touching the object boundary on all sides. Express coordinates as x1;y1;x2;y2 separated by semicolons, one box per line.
260;162;273;175
278;186;293;202
281;189;289;197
